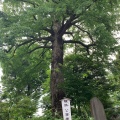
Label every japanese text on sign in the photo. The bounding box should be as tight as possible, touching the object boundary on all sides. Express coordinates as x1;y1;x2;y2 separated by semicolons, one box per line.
61;98;72;120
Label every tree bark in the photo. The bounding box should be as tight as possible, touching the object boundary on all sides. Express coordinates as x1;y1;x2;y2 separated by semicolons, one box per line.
50;24;65;116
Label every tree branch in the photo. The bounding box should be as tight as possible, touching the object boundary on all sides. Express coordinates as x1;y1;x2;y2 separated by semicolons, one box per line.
64;32;73;35
28;38;52;53
3;39;33;53
64;40;95;48
4;35;52;55
43;28;53;34
31;36;52;42
28;41;36;48
59;14;77;36
64;40;95;55
5;39;33;55
31;49;50;71
73;24;94;43
28;46;52;54
15;39;33;48
64;40;86;47
20;0;39;7
4;45;14;53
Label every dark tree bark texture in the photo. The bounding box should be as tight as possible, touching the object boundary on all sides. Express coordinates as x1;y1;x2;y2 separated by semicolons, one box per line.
50;21;65;116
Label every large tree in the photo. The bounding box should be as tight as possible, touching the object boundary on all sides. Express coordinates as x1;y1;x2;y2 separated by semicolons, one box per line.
0;0;119;115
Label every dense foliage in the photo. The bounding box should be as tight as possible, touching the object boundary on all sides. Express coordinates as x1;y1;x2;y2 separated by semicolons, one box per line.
0;0;120;119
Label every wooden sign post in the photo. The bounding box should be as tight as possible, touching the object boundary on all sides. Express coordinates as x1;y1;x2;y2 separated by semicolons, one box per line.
90;97;107;120
61;98;72;120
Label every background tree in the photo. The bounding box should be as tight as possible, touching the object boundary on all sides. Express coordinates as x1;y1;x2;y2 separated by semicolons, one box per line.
0;44;50;119
0;0;120;116
106;51;120;119
0;96;37;120
0;101;10;120
10;97;37;119
62;46;116;119
1;44;49;100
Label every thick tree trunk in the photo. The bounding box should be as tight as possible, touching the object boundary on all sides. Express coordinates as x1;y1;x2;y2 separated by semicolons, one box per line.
50;29;65;116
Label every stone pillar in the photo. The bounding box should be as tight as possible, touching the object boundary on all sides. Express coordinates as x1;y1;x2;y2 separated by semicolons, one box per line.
90;97;107;120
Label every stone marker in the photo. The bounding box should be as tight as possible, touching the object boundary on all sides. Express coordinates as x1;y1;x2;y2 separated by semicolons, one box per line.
90;97;107;120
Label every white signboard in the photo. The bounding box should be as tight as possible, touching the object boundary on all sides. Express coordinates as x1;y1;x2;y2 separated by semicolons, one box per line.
61;98;72;120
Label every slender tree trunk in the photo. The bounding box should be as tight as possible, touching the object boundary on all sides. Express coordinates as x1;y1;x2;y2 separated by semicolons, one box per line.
50;24;65;116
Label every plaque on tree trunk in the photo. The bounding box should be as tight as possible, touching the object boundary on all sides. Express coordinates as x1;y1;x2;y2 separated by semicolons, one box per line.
90;97;107;120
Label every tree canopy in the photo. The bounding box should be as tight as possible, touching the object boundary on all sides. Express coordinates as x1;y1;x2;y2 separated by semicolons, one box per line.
0;0;120;118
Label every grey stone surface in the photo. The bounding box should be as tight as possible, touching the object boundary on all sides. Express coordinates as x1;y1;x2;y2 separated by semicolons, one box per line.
90;97;107;120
